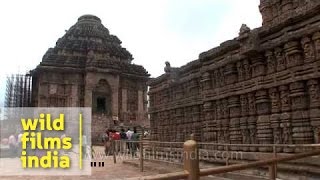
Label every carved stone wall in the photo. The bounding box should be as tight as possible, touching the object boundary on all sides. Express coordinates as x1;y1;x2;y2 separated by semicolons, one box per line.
148;1;320;152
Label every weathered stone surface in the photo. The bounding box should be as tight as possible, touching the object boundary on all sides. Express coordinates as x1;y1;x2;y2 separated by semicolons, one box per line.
31;15;150;141
148;1;320;154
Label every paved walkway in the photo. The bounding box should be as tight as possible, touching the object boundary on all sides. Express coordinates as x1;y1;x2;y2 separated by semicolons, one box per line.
0;146;158;180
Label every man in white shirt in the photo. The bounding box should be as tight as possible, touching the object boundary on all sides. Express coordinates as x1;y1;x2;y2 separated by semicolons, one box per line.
126;128;133;140
126;128;133;154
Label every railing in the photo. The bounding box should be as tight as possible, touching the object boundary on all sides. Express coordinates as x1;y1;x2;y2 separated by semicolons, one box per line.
108;136;320;180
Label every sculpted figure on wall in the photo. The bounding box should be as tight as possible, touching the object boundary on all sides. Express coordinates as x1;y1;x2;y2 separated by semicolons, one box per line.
269;87;280;113
280;85;291;111
275;47;286;71
237;61;244;82
307;79;320;106
284;41;303;68
248;93;256;114
307;79;320;143
312;32;320;60
240;94;249;116
243;59;251;80
242;129;250;144
301;37;315;63
265;50;276;74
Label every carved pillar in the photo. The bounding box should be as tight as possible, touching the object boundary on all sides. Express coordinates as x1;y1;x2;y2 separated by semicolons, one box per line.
279;85;293;152
251;54;266;77
201;72;212;91
111;86;119;119
222;99;230;149
192;105;201;140
210;103;217;144
255;89;272;152
243;59;251;80
307;79;320;143
248;92;258;151
301;37;316;63
224;63;238;85
312;32;320;60
204;102;217;145
71;84;78;106
210;72;216;89
203;102;212;145
84;88;93;108
240;94;250;151
275;47;286;71
236;61;244;82
284;41;303;68
177;108;184;144
214;70;220;87
269;87;282;152
138;89;144;121
228;96;241;150
265;50;276;74
219;68;225;87
290;81;313;152
216;100;224;150
121;88;127;121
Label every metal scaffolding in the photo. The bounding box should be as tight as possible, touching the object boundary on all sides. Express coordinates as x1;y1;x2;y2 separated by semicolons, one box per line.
5;73;32;107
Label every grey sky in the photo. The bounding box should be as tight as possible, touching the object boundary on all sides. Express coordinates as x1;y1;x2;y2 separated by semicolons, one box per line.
0;0;261;105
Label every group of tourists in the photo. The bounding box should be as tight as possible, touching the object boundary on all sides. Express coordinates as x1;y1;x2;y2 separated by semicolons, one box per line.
102;127;140;157
6;132;23;157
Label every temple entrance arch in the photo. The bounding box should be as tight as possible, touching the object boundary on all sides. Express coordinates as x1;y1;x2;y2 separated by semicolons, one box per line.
92;79;112;115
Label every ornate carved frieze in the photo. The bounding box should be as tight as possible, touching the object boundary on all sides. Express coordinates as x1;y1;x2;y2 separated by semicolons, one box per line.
148;1;320;155
284;41;303;68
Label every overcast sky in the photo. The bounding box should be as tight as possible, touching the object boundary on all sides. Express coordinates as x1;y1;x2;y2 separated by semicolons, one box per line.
0;0;261;106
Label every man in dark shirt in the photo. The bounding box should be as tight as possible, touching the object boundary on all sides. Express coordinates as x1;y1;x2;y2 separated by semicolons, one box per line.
120;129;127;153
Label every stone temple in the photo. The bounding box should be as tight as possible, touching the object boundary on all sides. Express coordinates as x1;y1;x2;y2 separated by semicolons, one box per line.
31;15;150;141
148;0;320;153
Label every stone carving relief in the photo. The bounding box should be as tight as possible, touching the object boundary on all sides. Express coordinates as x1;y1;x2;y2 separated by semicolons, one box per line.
269;87;280;113
312;32;320;60
275;47;286;71
237;61;244;82
243;59;251;80
301;36;315;63
284;41;303;68
265;50;276;74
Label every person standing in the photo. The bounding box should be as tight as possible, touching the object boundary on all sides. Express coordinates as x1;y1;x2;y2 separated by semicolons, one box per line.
120;129;127;154
17;131;23;156
112;130;120;154
131;128;140;157
8;133;17;157
103;130;110;156
126;128;133;154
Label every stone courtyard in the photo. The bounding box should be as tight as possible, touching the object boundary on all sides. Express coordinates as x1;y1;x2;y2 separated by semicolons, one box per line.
0;146;157;180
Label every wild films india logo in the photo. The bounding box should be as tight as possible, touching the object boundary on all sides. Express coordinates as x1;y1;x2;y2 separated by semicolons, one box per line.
0;108;92;176
20;113;72;168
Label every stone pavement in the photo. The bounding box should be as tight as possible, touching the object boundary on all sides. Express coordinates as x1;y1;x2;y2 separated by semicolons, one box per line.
0;157;158;180
0;146;158;180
